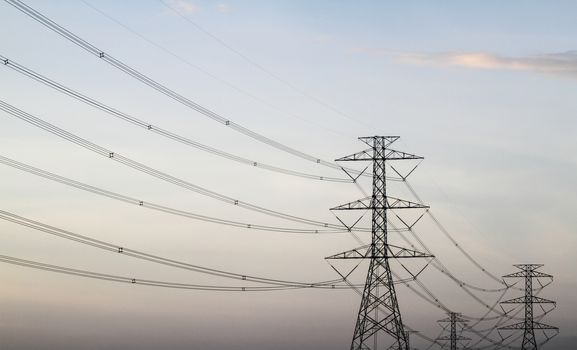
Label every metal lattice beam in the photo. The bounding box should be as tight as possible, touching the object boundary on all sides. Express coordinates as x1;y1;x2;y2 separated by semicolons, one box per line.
331;196;429;211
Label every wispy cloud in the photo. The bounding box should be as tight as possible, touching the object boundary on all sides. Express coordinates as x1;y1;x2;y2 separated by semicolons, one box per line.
168;0;200;14
353;48;577;78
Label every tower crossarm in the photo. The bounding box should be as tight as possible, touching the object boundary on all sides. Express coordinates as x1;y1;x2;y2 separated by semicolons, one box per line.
325;244;432;259
384;149;423;160
386;196;429;209
532;322;559;330
501;296;556;304
387;244;433;259
503;271;553;279
513;263;544;270
325;245;370;259
330;196;429;211
330;196;372;210
499;321;558;331
359;136;400;148
336;149;423;162
336;149;374;162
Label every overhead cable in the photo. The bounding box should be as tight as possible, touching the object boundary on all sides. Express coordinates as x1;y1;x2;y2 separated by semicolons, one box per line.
80;0;352;139
0;254;346;292
4;0;370;177
0;155;373;234
0;99;371;232
0;54;379;184
0;209;347;288
403;180;526;291
156;0;375;132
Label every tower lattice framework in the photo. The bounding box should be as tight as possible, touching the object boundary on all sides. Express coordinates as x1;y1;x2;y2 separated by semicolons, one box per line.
327;136;432;350
437;312;470;350
499;264;558;350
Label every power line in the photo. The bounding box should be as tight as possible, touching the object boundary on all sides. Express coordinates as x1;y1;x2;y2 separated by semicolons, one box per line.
157;0;375;133
350;149;515;294
0;155;375;234
79;0;353;139
0;253;340;292
3;0;560;342
0;211;414;292
387;212;550;323
344;156;522;322
2;152;519;343
0;99;372;231
331;138;549;349
392;139;524;291
3;0;369;177
0;250;553;348
393;215;509;293
342;267;521;350
0;208;348;288
0;161;532;348
403;180;524;290
0;54;380;184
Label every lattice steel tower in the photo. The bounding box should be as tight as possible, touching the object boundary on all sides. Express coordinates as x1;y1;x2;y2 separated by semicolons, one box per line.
499;264;558;350
327;136;431;350
437;312;470;350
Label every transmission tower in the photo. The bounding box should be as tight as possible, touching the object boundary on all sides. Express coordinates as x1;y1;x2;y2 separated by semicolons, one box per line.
499;264;558;350
437;312;470;350
326;136;432;350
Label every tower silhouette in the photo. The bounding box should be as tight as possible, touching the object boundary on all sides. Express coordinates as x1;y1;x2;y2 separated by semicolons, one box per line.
437;312;470;350
327;136;431;350
499;264;558;350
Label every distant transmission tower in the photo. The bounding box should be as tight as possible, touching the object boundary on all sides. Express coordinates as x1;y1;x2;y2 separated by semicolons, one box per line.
437;312;470;350
499;264;558;350
326;136;432;350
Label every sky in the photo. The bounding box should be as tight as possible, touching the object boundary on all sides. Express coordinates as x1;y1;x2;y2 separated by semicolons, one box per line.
0;0;576;349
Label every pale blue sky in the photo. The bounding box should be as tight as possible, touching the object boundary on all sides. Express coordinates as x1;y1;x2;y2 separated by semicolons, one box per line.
1;1;576;349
